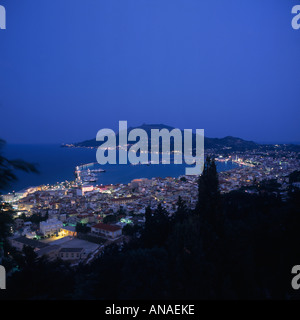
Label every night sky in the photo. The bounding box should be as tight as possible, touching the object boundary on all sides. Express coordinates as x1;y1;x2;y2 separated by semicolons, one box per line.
0;0;299;144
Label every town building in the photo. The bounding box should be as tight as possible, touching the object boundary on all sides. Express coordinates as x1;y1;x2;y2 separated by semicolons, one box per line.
91;223;122;239
39;218;63;236
58;247;86;261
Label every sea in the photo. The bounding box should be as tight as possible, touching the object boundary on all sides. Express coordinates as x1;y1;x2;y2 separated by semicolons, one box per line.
1;144;239;193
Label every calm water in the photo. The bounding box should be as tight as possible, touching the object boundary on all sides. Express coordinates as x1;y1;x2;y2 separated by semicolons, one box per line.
2;144;239;193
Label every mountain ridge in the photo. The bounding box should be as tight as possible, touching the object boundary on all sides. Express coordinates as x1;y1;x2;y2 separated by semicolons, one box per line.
62;123;260;152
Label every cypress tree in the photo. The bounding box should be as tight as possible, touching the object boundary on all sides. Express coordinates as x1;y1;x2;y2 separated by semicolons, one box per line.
196;156;221;224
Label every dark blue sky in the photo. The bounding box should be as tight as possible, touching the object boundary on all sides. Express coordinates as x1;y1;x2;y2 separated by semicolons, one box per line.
0;0;299;144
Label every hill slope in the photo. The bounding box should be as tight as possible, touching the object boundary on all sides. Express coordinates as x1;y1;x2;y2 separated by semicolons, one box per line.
62;124;260;152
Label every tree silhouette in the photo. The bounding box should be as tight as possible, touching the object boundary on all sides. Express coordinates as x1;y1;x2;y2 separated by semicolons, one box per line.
0;139;39;192
0;139;38;268
196;156;221;226
173;196;189;223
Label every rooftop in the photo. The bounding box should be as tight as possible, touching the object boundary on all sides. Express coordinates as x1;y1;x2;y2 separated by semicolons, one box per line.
92;223;122;232
59;247;84;253
11;236;49;249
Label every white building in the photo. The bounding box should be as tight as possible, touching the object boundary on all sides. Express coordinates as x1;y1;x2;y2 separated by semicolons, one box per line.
58;248;86;262
91;223;122;239
39;218;63;236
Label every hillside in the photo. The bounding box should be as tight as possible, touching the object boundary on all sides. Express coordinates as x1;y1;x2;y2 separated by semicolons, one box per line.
62;123;259;152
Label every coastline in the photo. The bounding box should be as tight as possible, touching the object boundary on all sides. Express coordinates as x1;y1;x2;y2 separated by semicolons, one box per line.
2;144;240;194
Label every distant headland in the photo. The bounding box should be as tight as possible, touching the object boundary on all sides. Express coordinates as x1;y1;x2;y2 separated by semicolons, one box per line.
61;123;300;153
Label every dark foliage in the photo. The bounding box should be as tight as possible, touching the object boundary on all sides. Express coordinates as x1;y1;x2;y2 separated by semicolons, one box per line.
0;139;39;192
